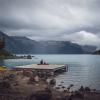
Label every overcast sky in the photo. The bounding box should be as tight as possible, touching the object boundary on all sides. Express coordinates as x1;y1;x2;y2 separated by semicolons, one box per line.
0;0;100;46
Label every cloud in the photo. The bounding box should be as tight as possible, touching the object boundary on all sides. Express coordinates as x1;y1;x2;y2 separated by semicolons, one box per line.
0;0;100;46
62;31;100;46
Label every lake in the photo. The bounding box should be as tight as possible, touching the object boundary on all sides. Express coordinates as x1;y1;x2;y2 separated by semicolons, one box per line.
0;54;100;90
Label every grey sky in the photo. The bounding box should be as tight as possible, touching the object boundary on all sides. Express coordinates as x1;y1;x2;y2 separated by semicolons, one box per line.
0;0;100;46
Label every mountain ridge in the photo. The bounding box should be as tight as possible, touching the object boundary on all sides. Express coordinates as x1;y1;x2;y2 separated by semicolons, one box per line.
0;31;96;54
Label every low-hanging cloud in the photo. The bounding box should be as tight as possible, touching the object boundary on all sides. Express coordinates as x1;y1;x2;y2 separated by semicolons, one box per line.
0;0;100;46
62;31;100;46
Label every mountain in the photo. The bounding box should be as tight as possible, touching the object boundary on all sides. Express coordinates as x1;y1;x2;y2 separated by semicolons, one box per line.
0;31;39;53
9;37;85;54
0;31;22;53
34;41;84;54
93;50;100;55
0;32;14;59
0;30;92;54
82;45;97;53
10;36;38;53
0;34;5;49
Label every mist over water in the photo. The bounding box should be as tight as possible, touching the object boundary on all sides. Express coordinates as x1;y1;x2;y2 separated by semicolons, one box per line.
0;54;100;90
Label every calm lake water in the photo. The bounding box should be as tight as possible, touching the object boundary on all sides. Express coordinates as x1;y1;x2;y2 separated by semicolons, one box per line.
0;54;100;90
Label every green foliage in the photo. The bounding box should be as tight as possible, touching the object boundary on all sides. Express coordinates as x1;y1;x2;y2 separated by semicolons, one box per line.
0;49;14;59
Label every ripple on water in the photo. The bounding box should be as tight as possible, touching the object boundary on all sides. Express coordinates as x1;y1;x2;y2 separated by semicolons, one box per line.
1;54;100;90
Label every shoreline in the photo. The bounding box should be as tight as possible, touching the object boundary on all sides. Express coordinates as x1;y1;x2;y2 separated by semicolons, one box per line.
0;69;100;100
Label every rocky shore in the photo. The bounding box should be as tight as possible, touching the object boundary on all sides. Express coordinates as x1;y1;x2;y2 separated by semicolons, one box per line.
0;70;100;100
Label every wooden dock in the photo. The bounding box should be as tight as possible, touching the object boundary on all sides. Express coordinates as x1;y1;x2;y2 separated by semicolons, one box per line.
14;64;68;76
